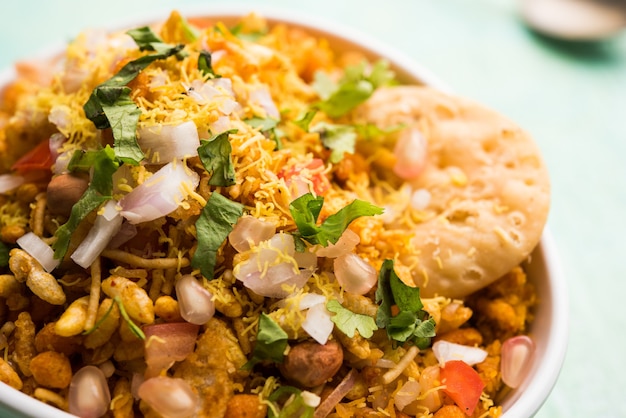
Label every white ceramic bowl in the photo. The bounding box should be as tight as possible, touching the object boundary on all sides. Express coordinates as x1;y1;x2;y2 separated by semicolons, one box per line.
0;7;568;418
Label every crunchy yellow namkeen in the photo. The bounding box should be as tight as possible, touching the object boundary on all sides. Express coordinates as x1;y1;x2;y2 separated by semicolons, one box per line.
0;10;547;418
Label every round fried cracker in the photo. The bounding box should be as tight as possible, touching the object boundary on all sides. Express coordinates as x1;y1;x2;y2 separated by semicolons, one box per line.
358;86;550;298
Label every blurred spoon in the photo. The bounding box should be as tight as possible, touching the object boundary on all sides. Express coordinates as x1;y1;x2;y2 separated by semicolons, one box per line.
520;0;626;41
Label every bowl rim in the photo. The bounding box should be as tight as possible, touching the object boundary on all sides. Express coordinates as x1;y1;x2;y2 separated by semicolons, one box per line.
0;6;568;418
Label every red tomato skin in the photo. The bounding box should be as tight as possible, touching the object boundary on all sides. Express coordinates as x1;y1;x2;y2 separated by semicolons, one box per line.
440;360;486;416
11;139;54;174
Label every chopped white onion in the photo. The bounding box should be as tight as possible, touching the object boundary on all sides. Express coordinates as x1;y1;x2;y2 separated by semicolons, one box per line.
137;121;200;164
277;292;327;310
188;78;241;115
315;229;360;258
234;234;313;297
228;216;277;253
48;105;72;133
175;275;215;325
138;377;198;418
249;86;280;119
394;380;421;412
209;115;233;134
333;253;377;295
501;335;535;388
68;366;111;418
411;188;431;210
0;173;25;193
71;200;122;268
432;340;488;367
16;232;59;272
107;222;137;249
302;302;334;345
301;391;321;408
393;128;427;180
119;161;200;224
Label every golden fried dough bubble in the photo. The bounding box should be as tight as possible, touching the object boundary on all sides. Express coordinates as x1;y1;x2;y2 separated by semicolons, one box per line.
356;86;550;298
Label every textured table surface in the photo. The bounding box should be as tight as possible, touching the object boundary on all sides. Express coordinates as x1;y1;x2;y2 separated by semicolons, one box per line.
1;0;625;417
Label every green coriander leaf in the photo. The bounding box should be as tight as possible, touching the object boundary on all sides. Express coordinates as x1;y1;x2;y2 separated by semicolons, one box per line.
375;259;396;329
267;386;315;418
243;313;288;370
289;193;324;238
245;117;278;132
230;24;267;42
52;188;109;260
114;296;145;340
293;109;317;132
290;193;383;247
53;147;119;260
327;299;377;338
354;123;405;140
198;130;237;186
192;192;243;280
83;43;185;165
390;271;424;314
126;26;167;51
198;50;217;77
312;60;396;118
375;259;436;348
367;60;396;88
245;117;281;150
100;96;144;165
314;198;383;246
315;79;373;118
0;242;10;268
311;72;336;100
311;122;357;163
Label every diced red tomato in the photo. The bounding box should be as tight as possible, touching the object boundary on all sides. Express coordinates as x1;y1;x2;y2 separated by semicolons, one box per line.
11;139;54;174
278;158;330;196
440;360;486;416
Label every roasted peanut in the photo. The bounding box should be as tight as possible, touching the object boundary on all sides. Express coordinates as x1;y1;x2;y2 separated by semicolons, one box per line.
224;394;267;418
46;173;89;217
279;340;343;387
55;296;89;337
30;351;72;389
84;298;120;349
0;357;23;390
102;275;154;324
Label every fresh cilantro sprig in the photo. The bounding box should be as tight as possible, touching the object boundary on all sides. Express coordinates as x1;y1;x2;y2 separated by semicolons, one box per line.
375;259;436;348
289;193;383;250
197;130;237;187
83;27;185;165
327;300;377;338
242;313;288;370
192;192;243;280
245;117;282;150
267;385;314;418
312;60;395;118
52;146;119;260
311;122;357;164
198;50;218;77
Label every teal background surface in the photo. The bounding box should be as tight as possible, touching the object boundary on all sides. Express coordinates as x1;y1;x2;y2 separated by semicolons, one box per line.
1;0;626;417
